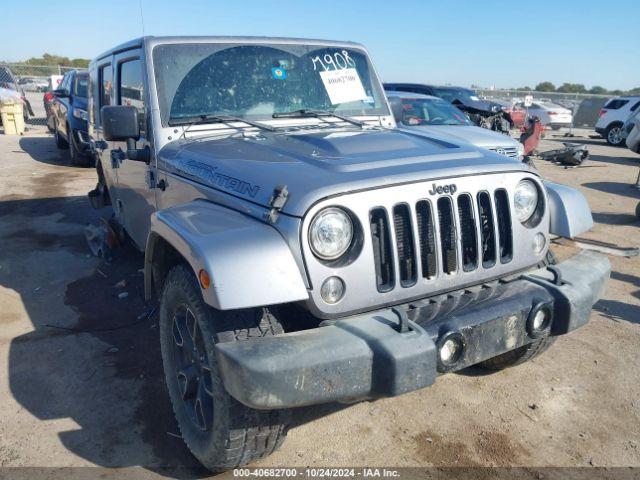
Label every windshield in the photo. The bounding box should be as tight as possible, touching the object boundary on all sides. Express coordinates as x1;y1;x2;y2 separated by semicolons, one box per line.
74;74;88;98
433;87;479;104
152;43;389;125
399;98;471;126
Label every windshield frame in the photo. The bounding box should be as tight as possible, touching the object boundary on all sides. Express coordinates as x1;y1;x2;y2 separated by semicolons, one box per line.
150;40;391;128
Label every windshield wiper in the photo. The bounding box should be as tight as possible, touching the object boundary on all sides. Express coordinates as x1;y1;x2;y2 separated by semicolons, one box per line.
168;114;277;132
272;109;365;129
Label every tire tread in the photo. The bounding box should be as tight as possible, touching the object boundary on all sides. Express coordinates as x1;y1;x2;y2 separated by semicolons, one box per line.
160;264;288;472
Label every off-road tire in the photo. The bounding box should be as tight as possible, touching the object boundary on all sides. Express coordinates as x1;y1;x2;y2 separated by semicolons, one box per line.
68;126;82;166
478;249;558;370
159;264;289;472
605;122;624;146
54;120;68;149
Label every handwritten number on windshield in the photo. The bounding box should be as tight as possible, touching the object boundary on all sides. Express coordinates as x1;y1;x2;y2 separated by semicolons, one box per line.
311;51;356;71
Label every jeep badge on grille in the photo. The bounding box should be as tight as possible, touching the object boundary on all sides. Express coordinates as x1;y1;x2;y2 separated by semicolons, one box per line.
428;183;457;195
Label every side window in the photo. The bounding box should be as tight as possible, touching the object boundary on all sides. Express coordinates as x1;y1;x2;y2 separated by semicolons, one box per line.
118;58;145;135
605;99;629;110
631;101;640;112
60;73;71;93
99;64;112;109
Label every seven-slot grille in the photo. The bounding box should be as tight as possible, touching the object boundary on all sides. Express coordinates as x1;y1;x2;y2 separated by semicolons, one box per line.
369;189;513;292
489;146;519;158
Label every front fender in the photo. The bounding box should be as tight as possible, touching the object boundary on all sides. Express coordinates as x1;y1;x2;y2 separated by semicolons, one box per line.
544;181;593;238
146;200;308;310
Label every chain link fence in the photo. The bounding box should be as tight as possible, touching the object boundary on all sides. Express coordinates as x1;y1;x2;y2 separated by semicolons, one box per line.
476;89;612;130
1;63;86;127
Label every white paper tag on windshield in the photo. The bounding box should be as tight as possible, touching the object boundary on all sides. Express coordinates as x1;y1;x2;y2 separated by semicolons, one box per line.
320;68;368;105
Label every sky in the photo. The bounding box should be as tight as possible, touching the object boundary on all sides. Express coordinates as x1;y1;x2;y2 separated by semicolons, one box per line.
1;0;638;90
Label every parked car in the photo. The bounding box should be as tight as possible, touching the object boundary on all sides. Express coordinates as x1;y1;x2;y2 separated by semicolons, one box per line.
0;65;34;122
385;83;499;112
514;101;573;130
43;89;55;132
385;91;525;159
491;99;528;128
595;96;640;146
18;76;48;92
384;83;522;129
51;70;92;165
625;110;640;153
88;36;608;472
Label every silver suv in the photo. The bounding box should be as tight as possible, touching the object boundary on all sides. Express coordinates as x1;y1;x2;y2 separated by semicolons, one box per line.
88;36;610;472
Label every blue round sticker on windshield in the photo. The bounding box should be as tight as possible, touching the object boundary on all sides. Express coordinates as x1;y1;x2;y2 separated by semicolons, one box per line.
271;67;287;79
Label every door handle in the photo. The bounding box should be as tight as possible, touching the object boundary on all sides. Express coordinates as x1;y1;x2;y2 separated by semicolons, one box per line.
95;140;108;151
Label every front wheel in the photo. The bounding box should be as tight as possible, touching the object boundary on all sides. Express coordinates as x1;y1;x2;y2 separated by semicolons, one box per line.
69;127;82;166
159;264;289;472
605;123;624;146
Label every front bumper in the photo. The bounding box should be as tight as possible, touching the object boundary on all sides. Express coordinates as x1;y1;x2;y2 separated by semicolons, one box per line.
73;128;91;153
215;251;610;409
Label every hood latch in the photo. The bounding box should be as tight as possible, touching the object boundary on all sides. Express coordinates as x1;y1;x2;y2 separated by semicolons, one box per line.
265;184;289;223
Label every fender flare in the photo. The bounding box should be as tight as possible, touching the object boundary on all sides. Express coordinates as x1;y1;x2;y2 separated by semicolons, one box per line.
544;181;593;238
145;200;308;310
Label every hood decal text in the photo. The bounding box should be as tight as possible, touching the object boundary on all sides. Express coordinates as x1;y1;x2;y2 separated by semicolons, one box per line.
173;158;261;198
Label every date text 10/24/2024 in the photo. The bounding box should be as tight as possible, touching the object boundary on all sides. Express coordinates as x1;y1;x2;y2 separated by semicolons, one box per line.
233;468;401;478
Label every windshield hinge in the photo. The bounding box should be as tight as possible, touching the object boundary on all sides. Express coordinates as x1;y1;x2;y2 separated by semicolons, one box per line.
264;185;289;223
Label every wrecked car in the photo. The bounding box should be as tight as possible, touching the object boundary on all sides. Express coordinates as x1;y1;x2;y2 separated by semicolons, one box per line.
385;91;525;159
87;36;610;472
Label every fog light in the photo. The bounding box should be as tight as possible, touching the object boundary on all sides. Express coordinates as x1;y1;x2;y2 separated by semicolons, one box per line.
526;302;553;338
532;309;549;331
532;232;546;255
321;276;345;304
437;333;464;369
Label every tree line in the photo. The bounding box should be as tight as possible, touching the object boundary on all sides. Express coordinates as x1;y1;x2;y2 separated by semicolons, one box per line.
516;82;640;96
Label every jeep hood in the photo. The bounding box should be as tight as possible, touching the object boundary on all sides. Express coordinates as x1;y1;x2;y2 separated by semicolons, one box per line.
158;127;529;217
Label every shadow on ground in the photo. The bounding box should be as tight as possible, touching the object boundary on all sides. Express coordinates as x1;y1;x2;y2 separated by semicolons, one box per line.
18;135;81;168
583;181;640;199
1;188;349;478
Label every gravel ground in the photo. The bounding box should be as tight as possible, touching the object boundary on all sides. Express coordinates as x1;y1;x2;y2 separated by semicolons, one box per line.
0;127;638;478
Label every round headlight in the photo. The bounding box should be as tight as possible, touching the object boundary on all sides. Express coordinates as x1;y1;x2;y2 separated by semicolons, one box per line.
514;180;539;223
309;207;353;260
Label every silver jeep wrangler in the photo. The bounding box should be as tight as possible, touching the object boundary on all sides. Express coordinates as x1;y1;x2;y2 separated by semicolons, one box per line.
88;36;610;471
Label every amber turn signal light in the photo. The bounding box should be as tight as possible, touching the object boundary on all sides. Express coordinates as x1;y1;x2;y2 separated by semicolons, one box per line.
198;269;211;289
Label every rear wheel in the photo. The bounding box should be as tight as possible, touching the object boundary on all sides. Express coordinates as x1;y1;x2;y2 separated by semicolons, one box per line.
159;264;289;472
605;123;624;146
478;249;558;371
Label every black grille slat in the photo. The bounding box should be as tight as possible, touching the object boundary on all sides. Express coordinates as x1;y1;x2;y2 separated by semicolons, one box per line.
393;204;417;287
370;208;395;291
416;200;437;278
494;189;513;263
477;192;497;268
457;195;478;271
437;197;457;274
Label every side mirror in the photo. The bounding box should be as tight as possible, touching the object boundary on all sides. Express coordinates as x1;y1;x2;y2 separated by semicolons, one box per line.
101;105;140;141
53;88;69;97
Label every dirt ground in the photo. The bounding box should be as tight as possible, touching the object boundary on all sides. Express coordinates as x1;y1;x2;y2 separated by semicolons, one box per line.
0;127;639;478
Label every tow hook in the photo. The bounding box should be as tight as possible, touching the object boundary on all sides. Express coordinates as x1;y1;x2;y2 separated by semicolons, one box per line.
264;184;289;223
391;307;412;333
